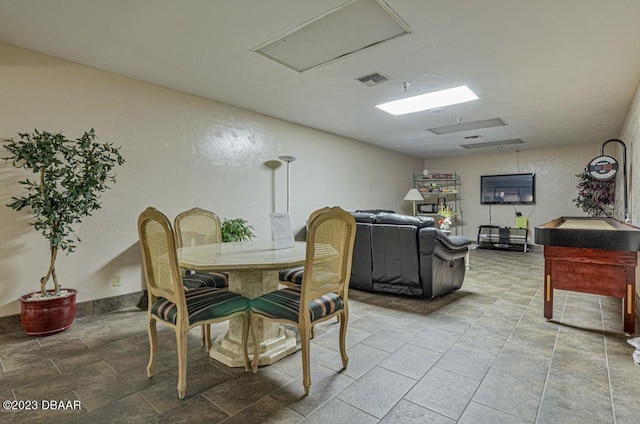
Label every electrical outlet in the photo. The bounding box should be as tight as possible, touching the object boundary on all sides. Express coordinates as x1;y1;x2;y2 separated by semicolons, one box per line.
112;274;122;287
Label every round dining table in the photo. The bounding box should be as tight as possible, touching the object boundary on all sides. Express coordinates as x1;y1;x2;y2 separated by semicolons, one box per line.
177;240;306;367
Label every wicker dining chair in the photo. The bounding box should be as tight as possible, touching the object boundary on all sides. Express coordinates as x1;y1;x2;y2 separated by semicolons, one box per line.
174;207;230;347
138;207;250;399
247;206;356;395
277;207;330;289
174;207;229;289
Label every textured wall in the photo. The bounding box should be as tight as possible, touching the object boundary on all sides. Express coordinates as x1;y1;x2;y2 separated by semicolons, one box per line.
0;42;422;317
619;81;639;225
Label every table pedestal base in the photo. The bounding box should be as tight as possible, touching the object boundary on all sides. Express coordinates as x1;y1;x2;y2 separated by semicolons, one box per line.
209;325;297;368
209;269;299;367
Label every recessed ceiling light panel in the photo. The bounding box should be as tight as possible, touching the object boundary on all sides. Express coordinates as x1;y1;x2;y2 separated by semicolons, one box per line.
375;85;478;116
461;139;523;149
427;117;506;135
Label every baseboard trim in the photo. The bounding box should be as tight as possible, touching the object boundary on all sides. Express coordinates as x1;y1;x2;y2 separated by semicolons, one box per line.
0;291;146;335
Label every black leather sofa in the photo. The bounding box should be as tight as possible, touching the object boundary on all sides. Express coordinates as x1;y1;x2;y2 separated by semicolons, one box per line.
350;211;471;298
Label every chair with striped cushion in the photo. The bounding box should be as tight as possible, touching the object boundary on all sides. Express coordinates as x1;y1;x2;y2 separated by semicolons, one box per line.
278;207;329;288
138;207;250;399
174;207;229;347
278;265;304;287
248;206;356;395
174;207;229;289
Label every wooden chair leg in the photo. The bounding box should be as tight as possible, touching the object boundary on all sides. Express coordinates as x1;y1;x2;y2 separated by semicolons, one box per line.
176;326;188;399
204;324;212;351
301;323;311;396
200;324;206;347
250;315;260;373
338;310;349;369
146;316;157;377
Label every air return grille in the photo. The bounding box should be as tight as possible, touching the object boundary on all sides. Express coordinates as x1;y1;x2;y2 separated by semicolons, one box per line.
357;72;390;86
252;0;411;72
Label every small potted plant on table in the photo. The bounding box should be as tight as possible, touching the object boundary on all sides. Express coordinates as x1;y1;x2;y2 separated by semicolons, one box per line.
221;217;256;242
3;129;124;336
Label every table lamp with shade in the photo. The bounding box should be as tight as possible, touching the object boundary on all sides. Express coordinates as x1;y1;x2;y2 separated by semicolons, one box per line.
404;188;424;216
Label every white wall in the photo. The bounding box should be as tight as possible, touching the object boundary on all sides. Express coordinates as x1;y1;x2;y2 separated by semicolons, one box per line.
0;42;423;317
423;145;603;242
619;81;639;226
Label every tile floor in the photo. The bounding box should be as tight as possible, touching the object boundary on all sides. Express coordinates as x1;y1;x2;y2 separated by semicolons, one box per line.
2;249;640;423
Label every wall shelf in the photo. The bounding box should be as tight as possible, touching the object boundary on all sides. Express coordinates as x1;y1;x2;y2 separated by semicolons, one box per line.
413;173;462;235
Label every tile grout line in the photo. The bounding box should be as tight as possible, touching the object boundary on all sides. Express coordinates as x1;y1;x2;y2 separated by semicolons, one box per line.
600;296;617;424
534;280;566;423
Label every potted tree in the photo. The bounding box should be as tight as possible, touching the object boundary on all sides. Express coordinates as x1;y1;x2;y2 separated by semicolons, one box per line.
3;129;124;336
573;169;616;217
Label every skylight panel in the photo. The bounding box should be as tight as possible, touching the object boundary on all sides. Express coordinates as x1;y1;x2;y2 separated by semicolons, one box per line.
375;85;478;115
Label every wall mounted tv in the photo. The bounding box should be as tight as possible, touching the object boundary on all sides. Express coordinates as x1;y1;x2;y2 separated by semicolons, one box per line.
481;173;535;205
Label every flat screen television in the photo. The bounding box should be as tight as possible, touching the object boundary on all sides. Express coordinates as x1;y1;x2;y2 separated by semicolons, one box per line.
481;173;535;205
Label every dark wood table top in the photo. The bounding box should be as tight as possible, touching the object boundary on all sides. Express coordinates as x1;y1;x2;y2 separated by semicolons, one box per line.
535;217;640;251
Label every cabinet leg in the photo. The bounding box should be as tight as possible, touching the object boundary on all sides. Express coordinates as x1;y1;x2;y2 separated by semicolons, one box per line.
624;282;635;334
544;274;553;321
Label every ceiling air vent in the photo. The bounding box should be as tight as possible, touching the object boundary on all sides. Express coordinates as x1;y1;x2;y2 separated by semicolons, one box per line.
461;139;524;149
357;72;390;87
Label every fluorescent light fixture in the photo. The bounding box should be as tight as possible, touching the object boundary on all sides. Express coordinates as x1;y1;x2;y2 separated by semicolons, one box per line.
376;85;478;116
461;138;523;149
428;117;506;135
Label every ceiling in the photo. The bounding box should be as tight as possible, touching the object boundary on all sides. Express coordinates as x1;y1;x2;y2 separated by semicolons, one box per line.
1;0;640;158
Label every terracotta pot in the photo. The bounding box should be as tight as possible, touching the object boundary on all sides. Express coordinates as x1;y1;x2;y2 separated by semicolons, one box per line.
19;289;78;336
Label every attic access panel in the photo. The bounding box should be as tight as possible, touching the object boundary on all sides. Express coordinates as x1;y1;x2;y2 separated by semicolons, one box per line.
253;0;411;72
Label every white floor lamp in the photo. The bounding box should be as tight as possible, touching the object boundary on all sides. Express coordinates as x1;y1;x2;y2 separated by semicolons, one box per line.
278;155;297;213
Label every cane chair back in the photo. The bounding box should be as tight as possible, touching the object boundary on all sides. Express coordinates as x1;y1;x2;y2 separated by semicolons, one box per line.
249;206;356;395
278;206;330;288
174;207;222;247
139;207;185;310
300;207;355;309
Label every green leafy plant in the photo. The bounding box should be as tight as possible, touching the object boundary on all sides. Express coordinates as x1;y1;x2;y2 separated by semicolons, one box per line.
221;218;255;242
3;129;125;296
573;170;615;217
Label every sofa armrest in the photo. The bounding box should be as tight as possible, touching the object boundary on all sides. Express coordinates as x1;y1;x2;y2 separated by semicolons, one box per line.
436;232;472;252
419;228;470;259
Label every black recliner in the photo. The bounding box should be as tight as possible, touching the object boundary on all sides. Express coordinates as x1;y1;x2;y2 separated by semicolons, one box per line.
350;211;471;298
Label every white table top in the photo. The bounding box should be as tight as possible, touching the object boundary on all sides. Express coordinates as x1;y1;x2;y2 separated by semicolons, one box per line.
177;240;307;272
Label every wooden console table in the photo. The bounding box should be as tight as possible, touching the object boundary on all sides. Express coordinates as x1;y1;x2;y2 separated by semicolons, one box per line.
535;217;640;334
